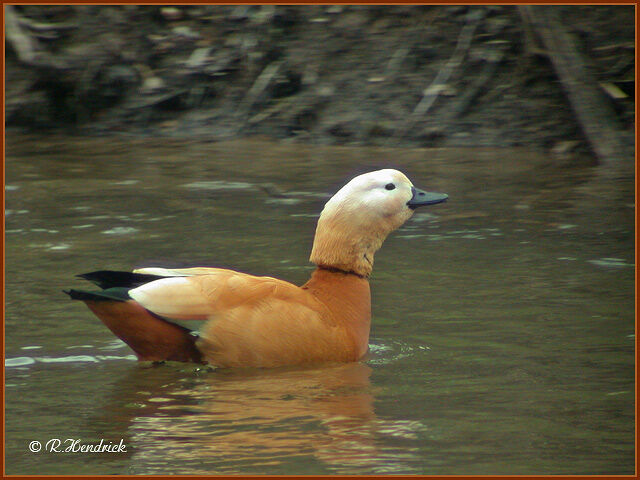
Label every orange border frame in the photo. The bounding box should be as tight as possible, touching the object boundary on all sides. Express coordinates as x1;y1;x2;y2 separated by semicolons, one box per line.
1;2;637;479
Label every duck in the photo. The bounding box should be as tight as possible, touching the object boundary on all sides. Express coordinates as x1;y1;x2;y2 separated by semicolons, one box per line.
65;169;447;368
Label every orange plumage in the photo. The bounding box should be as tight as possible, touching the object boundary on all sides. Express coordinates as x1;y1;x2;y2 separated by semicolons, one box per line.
66;169;447;367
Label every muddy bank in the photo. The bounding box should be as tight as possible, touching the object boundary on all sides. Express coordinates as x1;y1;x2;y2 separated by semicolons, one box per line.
6;5;635;162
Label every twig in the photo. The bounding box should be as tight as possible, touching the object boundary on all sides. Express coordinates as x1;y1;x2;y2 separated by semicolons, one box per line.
412;9;483;117
238;61;282;119
383;46;410;78
391;9;483;142
517;6;547;57
5;5;68;69
5;6;42;65
17;14;76;33
248;95;295;124
448;45;506;120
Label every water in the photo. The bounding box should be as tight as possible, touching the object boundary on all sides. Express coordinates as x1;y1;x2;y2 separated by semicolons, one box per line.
5;135;634;474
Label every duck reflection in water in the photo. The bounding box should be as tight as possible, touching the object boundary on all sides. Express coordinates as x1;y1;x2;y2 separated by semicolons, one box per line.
96;362;423;474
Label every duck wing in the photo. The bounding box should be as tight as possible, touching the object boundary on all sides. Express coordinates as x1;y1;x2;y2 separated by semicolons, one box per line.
129;272;354;367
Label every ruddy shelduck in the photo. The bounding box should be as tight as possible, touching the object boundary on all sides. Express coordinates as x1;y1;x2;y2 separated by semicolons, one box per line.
66;169;447;367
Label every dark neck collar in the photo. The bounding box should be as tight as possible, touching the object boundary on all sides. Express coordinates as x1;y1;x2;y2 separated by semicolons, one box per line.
317;265;367;279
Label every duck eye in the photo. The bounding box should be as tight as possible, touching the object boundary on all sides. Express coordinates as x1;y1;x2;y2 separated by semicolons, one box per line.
385;183;396;191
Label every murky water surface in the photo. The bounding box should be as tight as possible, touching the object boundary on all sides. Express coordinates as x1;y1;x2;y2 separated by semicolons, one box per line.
5;135;634;474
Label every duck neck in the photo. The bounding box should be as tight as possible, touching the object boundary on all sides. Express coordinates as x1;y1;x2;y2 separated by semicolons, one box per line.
309;219;386;278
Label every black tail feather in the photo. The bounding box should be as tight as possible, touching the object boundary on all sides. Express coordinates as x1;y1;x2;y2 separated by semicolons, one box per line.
64;287;132;302
77;270;166;289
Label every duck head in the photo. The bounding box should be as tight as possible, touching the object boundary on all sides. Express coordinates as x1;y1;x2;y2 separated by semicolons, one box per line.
310;169;447;277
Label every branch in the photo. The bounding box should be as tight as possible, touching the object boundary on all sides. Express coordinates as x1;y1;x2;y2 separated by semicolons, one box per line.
524;6;631;165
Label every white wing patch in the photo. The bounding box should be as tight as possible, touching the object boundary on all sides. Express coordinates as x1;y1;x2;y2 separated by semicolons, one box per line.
133;267;194;276
129;277;211;319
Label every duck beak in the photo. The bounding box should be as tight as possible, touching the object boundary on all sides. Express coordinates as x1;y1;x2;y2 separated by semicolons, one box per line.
407;186;448;209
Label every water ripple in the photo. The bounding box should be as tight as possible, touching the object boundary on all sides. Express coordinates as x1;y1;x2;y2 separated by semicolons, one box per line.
5;354;137;368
